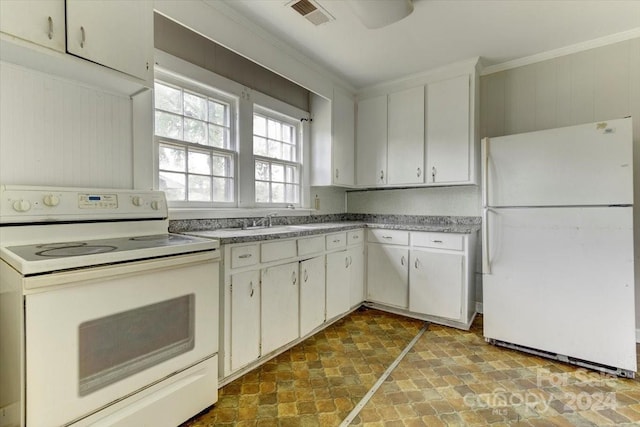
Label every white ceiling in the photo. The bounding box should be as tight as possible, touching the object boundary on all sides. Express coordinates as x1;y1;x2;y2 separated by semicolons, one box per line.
220;0;640;89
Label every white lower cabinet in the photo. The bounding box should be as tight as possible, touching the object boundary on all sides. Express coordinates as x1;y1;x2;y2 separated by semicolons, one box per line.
409;250;464;320
229;270;260;371
326;251;351;320
261;261;299;355
366;229;476;329
366;244;409;308
299;255;326;337
348;245;365;308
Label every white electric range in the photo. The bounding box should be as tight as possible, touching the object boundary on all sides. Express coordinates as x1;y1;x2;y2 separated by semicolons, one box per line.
0;185;220;427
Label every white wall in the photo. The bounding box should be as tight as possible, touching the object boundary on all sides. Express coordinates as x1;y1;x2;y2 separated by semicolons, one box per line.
0;62;133;189
480;37;640;329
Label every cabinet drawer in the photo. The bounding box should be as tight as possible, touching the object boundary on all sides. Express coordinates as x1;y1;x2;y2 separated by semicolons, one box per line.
261;240;297;263
326;232;347;250
298;236;325;256
347;229;364;245
230;245;259;268
367;229;409;245
411;232;464;251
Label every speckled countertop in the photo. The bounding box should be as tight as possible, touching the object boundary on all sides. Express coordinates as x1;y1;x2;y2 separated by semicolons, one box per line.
181;220;480;245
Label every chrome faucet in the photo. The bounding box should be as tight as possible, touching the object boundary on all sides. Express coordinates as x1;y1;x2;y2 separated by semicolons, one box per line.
246;213;278;228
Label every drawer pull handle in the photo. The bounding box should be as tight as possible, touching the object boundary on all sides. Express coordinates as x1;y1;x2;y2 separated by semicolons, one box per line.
380;170;384;182
250;281;254;297
333;239;341;243
80;26;86;48
415;259;419;269
401;256;405;266
304;270;308;282
382;236;393;240
417;167;421;178
432;240;443;243
47;16;53;40
345;257;349;268
292;271;297;285
352;235;359;239
238;254;253;259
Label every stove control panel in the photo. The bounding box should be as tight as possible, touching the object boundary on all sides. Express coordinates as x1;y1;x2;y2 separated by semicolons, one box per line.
0;185;168;223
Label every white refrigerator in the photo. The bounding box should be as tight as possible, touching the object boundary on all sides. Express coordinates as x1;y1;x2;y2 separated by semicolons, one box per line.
482;117;636;377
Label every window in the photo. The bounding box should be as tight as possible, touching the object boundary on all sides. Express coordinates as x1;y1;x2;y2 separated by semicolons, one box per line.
253;110;301;205
154;81;235;205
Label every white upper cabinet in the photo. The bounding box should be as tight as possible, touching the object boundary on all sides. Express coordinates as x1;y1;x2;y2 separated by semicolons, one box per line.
426;74;474;185
387;86;425;185
310;87;355;187
66;0;153;83
0;0;65;52
0;0;153;95
356;95;388;186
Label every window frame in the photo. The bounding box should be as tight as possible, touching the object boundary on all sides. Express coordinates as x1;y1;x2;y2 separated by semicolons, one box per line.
153;71;238;208
253;106;303;207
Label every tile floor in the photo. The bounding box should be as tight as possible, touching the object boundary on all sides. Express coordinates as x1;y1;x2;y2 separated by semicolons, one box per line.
182;307;640;426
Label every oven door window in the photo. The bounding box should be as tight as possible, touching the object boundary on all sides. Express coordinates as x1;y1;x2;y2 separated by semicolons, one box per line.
78;294;195;396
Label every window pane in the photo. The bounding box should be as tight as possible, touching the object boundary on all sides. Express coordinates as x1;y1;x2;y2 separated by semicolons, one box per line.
212;154;230;177
268;119;281;141
254;115;267;137
267;140;282;159
285;184;299;204
159;171;186;201
255;181;270;203
255;161;270;180
188;175;212;201
254;136;268;156
183;92;207;120
155;83;182;114
272;163;284;182
159;145;185;172
212;177;233;202
271;183;285;203
183;118;207;145
188;151;211;175
208;101;227;126
209;124;229;149
155;111;183;140
285;165;298;183
282;124;294;143
282;144;295;162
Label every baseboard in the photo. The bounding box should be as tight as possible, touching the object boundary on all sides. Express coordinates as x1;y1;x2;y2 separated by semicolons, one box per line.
476;302;483;314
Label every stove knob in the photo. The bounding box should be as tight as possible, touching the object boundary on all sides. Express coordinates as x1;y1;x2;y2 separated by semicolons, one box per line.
43;194;60;207
12;199;32;212
150;200;160;210
132;196;145;207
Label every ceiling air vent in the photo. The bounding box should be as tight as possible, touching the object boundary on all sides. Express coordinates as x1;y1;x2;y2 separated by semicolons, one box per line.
288;0;334;26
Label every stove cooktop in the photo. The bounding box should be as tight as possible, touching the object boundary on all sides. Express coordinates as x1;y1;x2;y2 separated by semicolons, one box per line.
0;234;219;275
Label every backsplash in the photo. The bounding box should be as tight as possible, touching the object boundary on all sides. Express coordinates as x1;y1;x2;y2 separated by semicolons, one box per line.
168;214;481;233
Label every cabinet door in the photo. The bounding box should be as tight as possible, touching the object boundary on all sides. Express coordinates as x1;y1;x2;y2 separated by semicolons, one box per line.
388;87;425;185
326;251;350;319
348;245;365;308
261;262;299;355
333;88;355;186
410;249;464;320
300;256;326;337
230;270;260;371
426;74;471;184
66;0;153;82
356;95;387;186
0;0;65;52
367;244;409;308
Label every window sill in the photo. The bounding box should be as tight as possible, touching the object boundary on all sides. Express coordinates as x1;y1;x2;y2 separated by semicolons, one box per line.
168;207;316;220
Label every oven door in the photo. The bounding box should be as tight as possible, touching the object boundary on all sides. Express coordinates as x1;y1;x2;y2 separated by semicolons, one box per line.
23;251;219;427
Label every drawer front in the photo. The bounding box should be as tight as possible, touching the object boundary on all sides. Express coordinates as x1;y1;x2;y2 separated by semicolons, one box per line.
298;236;325;256
411;232;464;251
347;229;364;245
367;229;409;245
325;232;347;250
230;245;259;268
261;240;297;263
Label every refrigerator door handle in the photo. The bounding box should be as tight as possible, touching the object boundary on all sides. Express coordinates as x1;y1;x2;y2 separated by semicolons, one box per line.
481;137;489;207
482;207;491;274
